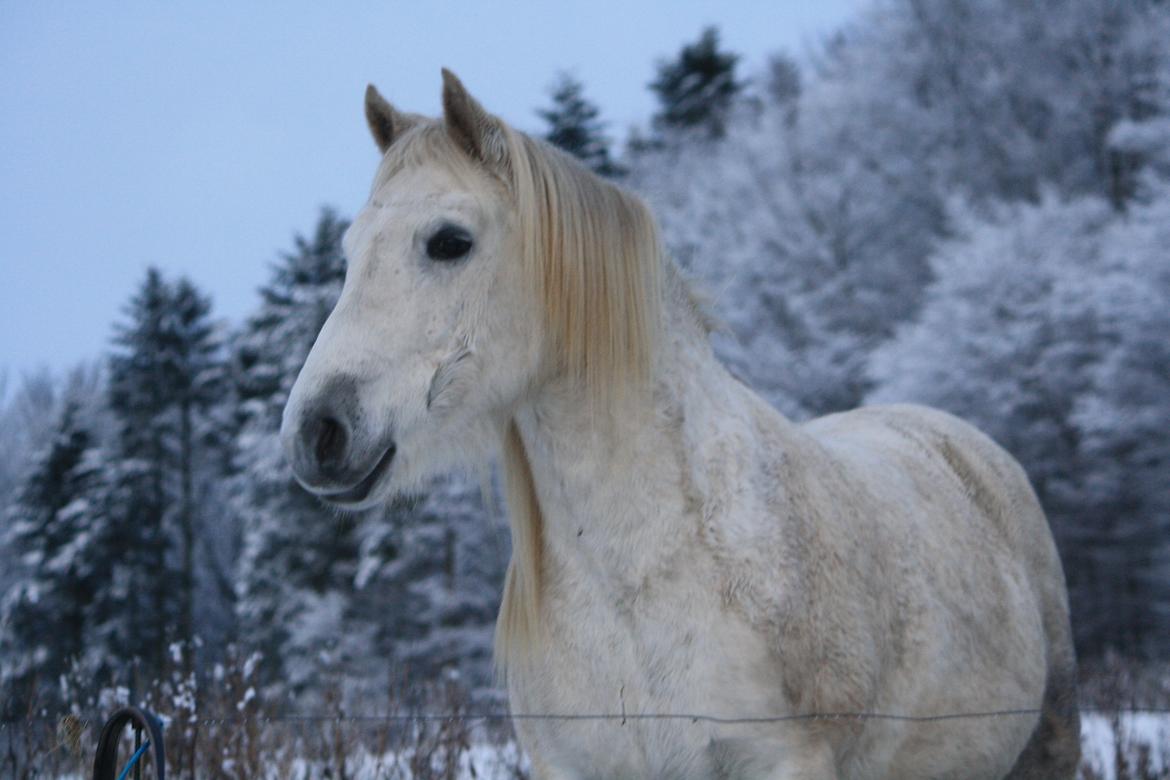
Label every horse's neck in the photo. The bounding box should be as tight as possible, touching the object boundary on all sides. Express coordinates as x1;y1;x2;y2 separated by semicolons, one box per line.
512;307;800;591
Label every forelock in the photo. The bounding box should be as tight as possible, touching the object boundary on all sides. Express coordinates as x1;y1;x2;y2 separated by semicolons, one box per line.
369;121;487;195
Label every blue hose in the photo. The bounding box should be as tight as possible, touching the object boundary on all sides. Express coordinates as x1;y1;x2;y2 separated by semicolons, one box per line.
115;741;150;780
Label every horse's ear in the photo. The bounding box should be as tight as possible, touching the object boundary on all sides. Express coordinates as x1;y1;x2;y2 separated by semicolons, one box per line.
365;84;413;153
441;69;509;170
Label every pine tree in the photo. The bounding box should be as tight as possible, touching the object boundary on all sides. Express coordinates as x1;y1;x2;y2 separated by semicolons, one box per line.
106;268;173;675
231;208;358;693
766;52;801;112
537;73;622;177
649;27;744;139
234;208;348;415
0;370;59;509
107;267;223;673
349;477;508;688
0;399;105;715
168;278;223;658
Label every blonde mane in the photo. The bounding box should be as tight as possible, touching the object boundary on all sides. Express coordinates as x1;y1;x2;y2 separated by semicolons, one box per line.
496;128;665;674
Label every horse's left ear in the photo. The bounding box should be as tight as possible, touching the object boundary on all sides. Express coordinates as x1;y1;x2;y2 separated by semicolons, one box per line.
365;84;416;153
441;68;509;170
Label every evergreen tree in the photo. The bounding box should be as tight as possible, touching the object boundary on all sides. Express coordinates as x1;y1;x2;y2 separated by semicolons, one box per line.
231;208;358;694
105;269;173;676
765;52;801;115
168;278;223;657
537;73;621;177
0;399;105;715
351;477;508;689
107;267;224;673
234;208;349;414
649;27;744;139
0;370;59;510
89;451;169;680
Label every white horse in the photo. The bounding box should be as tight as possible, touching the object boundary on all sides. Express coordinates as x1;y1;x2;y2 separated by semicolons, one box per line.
281;70;1079;779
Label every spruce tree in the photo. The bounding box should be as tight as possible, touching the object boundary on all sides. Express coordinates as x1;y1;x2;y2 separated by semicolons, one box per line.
538;73;621;177
649;27;744;139
766;52;801;110
107;267;223;673
168;278;222;657
0;400;104;715
231;208;359;692
107;268;173;675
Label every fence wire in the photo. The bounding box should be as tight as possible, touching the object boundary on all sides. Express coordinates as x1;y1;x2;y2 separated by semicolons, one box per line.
4;705;1170;730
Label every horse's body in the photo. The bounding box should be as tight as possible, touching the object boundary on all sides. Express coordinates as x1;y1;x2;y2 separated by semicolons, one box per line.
281;71;1079;778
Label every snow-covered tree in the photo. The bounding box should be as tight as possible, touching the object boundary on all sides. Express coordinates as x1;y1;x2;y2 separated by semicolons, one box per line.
631;77;940;416
0;399;104;715
649;27;744;139
107;268;225;668
0;371;59;509
538;73;621;177
815;0;1170;209
231;207;355;694
0;368;100;602
1066;192;1170;656
350;476;508;690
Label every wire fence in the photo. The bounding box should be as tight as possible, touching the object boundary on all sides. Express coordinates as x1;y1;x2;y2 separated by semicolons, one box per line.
5;704;1170;729
6;704;1170;780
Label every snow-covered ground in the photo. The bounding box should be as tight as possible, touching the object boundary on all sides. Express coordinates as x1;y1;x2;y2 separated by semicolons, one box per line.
341;715;1170;776
1079;713;1170;779
287;741;529;779
52;714;1170;779
352;717;1169;780
344;715;1170;780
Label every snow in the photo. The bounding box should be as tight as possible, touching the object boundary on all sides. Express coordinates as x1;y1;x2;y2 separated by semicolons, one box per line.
1079;713;1170;779
48;718;1170;779
284;741;528;780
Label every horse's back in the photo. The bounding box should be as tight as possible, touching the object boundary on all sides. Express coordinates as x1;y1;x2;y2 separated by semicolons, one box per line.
804;403;1054;565
801;403;1080;777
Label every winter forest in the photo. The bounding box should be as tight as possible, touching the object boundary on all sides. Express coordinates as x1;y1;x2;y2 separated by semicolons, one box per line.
4;0;1170;776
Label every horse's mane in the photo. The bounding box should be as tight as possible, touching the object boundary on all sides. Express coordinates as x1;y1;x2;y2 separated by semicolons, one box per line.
498;130;665;674
382;119;665;675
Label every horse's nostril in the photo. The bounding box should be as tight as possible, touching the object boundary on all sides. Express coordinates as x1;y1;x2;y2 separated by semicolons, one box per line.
314;416;347;468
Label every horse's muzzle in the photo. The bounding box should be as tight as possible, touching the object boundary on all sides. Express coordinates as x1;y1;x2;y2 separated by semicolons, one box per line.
283;375;397;504
313;442;397;505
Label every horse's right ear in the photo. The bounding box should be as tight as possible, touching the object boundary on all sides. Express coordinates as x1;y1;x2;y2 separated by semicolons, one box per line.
441;69;509;171
364;84;414;153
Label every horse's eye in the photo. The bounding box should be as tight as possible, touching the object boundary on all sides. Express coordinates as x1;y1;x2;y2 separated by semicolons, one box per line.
426;226;473;262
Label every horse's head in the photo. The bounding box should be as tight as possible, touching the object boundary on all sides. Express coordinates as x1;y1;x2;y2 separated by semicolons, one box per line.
281;71;539;508
282;70;661;511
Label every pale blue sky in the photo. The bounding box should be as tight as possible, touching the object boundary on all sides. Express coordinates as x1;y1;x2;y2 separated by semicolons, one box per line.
1;1;860;379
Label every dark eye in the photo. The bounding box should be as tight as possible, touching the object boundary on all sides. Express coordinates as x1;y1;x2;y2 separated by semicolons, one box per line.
426;225;473;262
